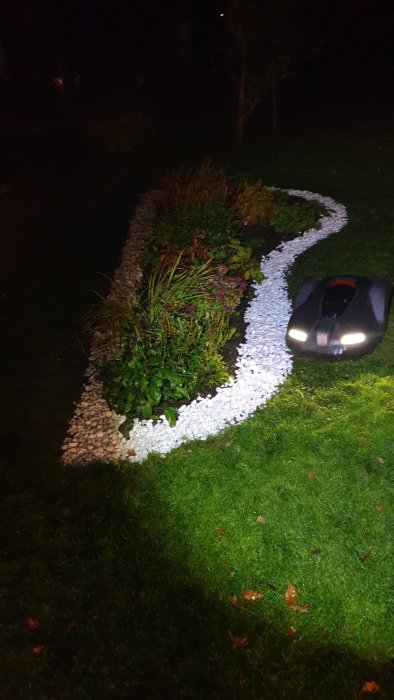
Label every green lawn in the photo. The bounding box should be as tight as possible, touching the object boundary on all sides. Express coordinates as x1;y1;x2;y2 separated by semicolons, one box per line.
1;104;394;698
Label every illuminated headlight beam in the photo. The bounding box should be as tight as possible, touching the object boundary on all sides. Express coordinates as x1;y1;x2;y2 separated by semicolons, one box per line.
340;332;366;345
288;328;307;342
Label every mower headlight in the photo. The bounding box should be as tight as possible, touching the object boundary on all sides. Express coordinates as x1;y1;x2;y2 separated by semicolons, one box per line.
340;332;366;345
288;328;307;342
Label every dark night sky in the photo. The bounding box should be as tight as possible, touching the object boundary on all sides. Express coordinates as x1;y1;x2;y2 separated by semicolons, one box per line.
0;0;392;93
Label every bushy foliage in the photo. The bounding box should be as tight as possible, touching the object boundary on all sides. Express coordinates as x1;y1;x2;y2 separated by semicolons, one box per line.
156;159;238;248
102;255;237;425
271;191;326;235
233;179;278;225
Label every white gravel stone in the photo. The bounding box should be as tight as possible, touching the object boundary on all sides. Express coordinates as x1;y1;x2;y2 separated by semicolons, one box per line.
62;188;347;465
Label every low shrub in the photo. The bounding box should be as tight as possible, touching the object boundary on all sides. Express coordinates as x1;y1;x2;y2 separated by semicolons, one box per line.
102;254;236;425
271;191;326;235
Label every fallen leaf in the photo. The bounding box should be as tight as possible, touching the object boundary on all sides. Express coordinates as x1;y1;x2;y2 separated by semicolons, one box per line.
241;589;264;601
26;616;40;630
310;547;321;556
347;626;355;634
284;584;309;612
230;634;248;651
377;457;385;464
307;472;314;481
217;528;225;537
284;584;298;607
287;626;297;636
361;551;372;562
32;645;44;655
256;515;266;524
127;448;136;457
375;505;384;511
361;680;380;693
228;595;238;607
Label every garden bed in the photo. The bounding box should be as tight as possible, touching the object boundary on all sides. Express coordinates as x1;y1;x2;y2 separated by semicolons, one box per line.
62;173;347;464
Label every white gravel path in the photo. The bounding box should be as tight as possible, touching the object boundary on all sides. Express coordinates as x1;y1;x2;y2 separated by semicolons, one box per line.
62;188;347;465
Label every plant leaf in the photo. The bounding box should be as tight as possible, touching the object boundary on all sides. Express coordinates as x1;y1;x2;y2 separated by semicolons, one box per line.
163;406;178;427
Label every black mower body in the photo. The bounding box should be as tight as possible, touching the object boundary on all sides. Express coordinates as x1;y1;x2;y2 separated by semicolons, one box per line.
286;275;392;359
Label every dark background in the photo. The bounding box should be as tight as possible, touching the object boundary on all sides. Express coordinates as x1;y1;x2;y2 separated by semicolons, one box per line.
1;0;393;109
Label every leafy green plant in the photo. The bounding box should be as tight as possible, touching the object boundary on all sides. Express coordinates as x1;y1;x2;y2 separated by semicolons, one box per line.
271;192;326;234
102;255;236;424
223;238;264;282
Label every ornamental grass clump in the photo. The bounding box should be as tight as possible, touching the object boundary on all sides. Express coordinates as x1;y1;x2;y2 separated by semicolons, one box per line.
232;179;278;226
102;253;238;427
155;158;238;248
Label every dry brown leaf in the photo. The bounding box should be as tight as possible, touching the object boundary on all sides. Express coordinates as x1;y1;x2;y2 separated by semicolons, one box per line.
256;515;266;524
127;448;136;457
241;589;264;601
287;626;297;636
230;635;248;651
32;645;44;655
361;680;380;693
284;584;298;607
377;457;385;464
284;584;309;612
375;505;384;511
307;472;314;481
26;616;40;630
361;551;372;562
217;528;225;537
